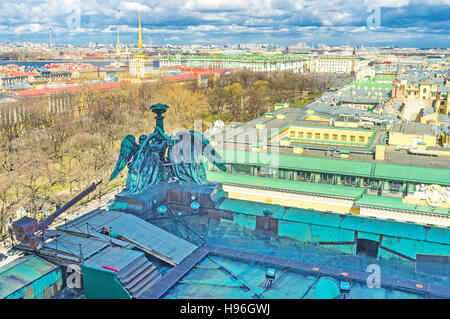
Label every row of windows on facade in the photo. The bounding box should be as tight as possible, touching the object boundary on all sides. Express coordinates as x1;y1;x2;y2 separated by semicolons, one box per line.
407;91;437;99
289;131;367;143
217;163;413;194
162;61;303;69
408;89;437;94
407;84;438;90
313;61;352;65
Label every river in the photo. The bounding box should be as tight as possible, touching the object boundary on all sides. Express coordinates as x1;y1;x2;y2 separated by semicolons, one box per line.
0;60;125;68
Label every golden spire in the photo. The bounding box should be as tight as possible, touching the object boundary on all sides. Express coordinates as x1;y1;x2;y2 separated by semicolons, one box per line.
115;27;121;57
138;11;143;49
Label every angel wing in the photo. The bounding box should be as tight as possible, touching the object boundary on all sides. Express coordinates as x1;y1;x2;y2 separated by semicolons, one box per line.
110;135;139;181
168;130;226;184
125;142;165;193
188;130;227;172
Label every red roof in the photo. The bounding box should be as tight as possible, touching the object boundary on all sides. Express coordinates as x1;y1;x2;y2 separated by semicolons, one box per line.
163;66;232;82
172;66;230;73
9;72;27;77
163;73;197;81
13;81;124;97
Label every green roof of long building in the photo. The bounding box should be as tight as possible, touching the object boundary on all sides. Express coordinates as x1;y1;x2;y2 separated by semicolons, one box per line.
217;149;450;186
207;171;450;216
162;54;306;62
207;171;365;199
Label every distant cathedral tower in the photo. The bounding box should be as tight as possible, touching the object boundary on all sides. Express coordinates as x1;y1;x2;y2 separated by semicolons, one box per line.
115;28;121;58
138;11;143;49
129;11;153;78
350;48;356;79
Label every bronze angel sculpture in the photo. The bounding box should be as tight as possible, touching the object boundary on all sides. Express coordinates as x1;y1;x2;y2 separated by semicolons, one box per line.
110;103;227;194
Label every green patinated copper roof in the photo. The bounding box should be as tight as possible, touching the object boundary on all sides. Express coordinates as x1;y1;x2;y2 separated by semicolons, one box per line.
207;171;365;199
218;149;374;178
372;75;396;82
372;163;450;185
162;54;306;62
217;149;450;186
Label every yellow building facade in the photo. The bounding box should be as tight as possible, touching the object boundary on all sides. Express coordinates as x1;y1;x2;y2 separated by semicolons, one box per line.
129;12;153;78
405;82;440;100
389;130;436;148
435;87;449;115
272;125;375;149
224;184;359;215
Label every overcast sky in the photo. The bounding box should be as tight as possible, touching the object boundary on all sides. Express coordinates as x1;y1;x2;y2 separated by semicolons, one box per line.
0;0;449;47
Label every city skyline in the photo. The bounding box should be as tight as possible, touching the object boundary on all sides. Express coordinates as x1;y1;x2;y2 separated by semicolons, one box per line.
0;0;448;48
0;0;449;303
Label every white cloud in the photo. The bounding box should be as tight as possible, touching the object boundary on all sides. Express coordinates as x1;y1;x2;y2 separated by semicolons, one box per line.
187;25;219;32
14;23;46;34
123;1;152;12
181;0;247;11
0;0;445;47
350;26;368;33
364;0;410;7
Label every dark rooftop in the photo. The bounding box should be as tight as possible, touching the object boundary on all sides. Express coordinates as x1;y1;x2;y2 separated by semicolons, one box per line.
391;122;435;135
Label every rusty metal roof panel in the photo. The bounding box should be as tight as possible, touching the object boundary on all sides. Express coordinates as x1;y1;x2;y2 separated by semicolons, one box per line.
56;209;135;248
103;212;198;265
83;246;145;271
43;233;110;260
57;209;197;265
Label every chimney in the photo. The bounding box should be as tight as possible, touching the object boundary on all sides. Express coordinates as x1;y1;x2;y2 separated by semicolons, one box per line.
262;209;272;231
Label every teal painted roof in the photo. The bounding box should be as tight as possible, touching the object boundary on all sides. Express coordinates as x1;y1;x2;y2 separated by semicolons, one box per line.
0;256;57;298
218;149;450;186
218;198;287;219
356;194;450;216
216;197;450;246
314;278;341;299
207;171;365;199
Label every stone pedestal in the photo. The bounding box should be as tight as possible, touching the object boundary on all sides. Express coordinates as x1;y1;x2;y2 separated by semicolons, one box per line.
110;182;225;218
